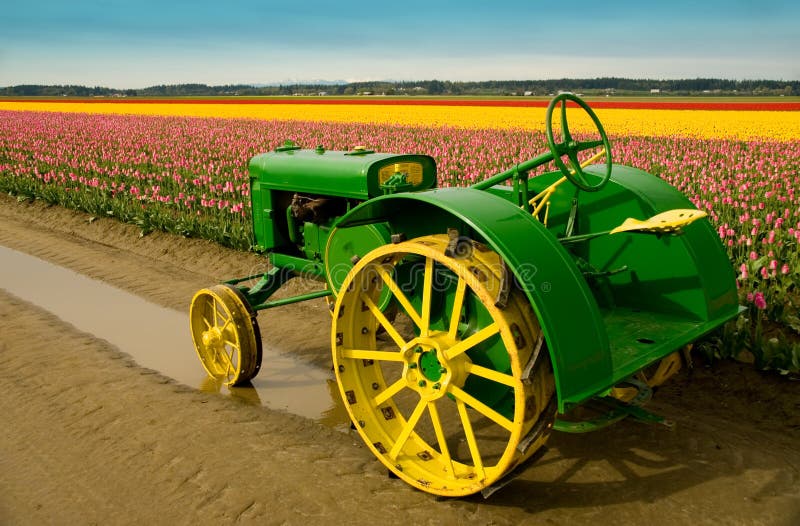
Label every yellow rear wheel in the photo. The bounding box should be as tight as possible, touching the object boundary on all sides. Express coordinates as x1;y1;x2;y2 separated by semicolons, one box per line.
332;234;556;496
189;284;262;386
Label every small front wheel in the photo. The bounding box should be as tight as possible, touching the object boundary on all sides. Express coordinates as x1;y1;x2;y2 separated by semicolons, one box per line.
189;284;262;386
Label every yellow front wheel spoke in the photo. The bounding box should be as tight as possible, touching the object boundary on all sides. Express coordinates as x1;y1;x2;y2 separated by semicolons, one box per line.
222;324;239;347
376;265;423;329
373;378;406;406
212;302;220;327
456;399;485;478
215;346;235;372
215;302;230;323
443;322;499;361
450;384;515;432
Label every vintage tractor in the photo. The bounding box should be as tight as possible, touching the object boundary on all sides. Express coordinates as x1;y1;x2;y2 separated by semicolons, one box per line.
189;94;741;497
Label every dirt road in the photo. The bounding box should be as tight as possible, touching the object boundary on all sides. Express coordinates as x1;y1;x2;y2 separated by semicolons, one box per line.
1;194;798;525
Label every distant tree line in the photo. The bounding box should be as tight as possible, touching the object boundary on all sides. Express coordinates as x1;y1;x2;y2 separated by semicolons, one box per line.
2;78;798;97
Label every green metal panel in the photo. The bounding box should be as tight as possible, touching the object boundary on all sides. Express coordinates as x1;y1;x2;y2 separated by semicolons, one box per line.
487;164;741;388
249;178;289;252
248;145;434;253
324;223;392;294
335;188;612;412
301;222;331;262
249;147;436;200
580;164;738;322
269;252;325;279
521;165;739;322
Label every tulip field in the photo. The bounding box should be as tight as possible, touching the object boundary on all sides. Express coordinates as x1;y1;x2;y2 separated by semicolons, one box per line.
0;99;798;370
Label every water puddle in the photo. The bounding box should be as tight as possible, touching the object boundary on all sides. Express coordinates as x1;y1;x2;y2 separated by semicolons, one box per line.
0;245;350;430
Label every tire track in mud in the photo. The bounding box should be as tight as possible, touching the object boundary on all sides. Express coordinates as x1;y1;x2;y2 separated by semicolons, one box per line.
0;290;470;525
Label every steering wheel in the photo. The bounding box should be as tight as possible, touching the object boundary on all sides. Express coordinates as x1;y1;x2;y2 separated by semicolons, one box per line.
545;93;612;192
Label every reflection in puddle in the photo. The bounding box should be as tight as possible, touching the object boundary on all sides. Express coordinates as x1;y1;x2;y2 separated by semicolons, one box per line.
0;245;350;431
199;376;266;405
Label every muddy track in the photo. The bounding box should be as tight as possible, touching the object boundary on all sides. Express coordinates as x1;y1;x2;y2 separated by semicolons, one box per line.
1;194;799;525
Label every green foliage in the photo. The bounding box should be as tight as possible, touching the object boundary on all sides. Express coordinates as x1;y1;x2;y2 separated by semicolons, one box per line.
2;78;799;97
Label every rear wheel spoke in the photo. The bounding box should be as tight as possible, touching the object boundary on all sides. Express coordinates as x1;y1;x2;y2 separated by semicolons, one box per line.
373;378;406;406
465;363;516;387
420;257;433;336
447;277;467;340
360;293;407;348
444;322;499;361
456;399;485;478
450;384;515;432
341;348;405;363
389;397;427;460
376;265;423;329
427;402;455;477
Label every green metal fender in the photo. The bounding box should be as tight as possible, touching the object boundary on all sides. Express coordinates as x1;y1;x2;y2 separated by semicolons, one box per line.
334;187;612;413
578;164;739;323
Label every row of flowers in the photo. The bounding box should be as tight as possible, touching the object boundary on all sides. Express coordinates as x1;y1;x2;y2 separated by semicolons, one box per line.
1;101;798;141
0;110;797;369
5;97;799;111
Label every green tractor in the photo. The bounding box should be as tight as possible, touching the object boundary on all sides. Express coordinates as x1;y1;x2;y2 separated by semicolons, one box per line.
189;94;741;497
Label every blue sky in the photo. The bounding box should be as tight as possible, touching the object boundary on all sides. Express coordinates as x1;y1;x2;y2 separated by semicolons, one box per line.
1;0;798;88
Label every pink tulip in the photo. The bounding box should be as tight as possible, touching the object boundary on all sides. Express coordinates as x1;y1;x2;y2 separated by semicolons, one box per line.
753;292;767;310
1;108;797;319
